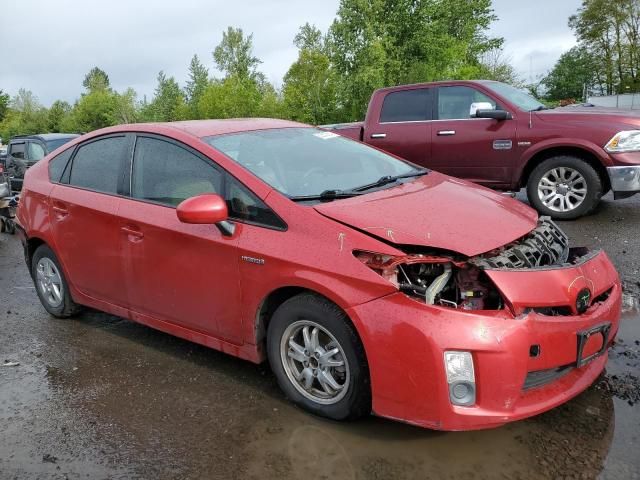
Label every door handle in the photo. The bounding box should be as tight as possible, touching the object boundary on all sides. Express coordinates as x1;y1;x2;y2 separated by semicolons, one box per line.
437;130;456;136
370;133;387;139
121;225;144;240
51;202;69;218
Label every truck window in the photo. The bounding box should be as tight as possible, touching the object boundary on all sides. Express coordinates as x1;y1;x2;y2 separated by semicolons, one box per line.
380;89;431;123
437;86;496;120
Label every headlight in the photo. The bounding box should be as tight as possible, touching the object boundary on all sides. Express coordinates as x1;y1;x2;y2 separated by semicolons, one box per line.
444;351;476;406
605;130;640;153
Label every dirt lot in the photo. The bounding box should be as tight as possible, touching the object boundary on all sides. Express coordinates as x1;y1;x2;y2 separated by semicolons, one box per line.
1;191;639;480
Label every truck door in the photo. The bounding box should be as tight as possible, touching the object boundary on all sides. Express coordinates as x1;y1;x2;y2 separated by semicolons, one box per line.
430;85;517;187
365;87;432;167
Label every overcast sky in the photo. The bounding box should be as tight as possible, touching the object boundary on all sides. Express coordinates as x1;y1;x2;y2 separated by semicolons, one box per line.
1;0;582;107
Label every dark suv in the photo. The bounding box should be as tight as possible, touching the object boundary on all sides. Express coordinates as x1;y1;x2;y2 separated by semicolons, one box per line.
5;134;79;190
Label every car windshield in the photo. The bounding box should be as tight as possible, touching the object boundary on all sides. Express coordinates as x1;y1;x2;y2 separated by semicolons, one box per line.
205;127;421;198
480;81;546;112
46;137;76;153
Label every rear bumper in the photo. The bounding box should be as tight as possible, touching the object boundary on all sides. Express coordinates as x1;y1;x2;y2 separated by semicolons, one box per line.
348;250;621;431
607;166;640;199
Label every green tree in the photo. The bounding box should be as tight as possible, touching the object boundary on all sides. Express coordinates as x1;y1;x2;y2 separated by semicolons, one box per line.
213;27;262;80
569;0;640;94
141;71;186;122
542;46;602;100
478;49;523;86
0;90;9;123
82;67;111;92
47;100;72;131
185;54;209;117
283;24;340;124
329;0;503;120
0;89;49;140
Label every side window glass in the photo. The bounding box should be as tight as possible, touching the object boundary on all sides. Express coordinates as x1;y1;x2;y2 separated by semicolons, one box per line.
226;175;286;229
437;86;497;120
132;137;222;207
9;143;25;160
27;142;46;161
380;89;430;123
48;148;74;183
69;136;127;194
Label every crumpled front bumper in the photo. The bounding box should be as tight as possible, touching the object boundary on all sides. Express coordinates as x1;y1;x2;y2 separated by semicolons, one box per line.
347;250;621;431
607;166;640;199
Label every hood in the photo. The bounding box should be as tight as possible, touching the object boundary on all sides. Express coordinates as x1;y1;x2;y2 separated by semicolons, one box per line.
536;107;640;129
314;173;538;257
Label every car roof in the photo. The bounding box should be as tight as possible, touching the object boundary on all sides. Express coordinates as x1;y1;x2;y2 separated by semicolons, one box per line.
11;133;80;142
135;118;308;138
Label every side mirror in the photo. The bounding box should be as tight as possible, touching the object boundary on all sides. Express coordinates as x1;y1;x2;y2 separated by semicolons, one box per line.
470;101;494;117
177;194;235;235
475;109;512;121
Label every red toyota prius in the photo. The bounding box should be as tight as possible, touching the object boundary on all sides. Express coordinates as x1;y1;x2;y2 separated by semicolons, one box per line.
16;119;621;430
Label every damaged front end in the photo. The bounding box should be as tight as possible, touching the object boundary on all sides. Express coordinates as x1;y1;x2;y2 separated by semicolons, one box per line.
355;218;602;314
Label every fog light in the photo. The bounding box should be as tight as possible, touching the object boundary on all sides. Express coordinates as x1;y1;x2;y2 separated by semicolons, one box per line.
444;351;476;406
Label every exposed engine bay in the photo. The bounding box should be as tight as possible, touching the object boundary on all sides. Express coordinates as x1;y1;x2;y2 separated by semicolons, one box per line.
355;218;592;311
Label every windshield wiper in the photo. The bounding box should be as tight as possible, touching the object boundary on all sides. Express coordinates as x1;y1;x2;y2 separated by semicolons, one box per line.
289;189;364;202
351;168;429;192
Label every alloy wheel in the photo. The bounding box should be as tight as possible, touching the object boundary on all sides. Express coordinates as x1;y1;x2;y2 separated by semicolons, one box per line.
280;320;350;405
36;258;64;308
537;167;587;212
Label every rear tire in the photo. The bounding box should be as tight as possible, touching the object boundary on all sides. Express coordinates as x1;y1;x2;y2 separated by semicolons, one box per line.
31;244;81;318
267;293;371;421
526;156;602;220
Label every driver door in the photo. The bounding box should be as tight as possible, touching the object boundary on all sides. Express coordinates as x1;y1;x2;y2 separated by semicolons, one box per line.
118;135;244;343
430;85;517;187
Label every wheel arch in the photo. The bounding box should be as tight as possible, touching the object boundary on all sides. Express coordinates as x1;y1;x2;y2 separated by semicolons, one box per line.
254;286;368;363
519;146;611;193
25;236;47;275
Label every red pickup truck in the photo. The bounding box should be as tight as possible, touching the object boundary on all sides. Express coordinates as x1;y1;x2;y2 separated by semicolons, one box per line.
325;80;640;219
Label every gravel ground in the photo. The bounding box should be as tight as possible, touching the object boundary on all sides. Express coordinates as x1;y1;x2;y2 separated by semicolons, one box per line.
1;191;639;480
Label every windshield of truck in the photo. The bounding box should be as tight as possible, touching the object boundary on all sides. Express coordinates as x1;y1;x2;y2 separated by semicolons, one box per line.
480;81;547;112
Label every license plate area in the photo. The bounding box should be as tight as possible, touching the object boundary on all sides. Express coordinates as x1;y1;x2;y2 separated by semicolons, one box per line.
576;323;611;368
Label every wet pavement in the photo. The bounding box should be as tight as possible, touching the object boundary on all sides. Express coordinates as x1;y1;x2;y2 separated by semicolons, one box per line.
1;191;640;480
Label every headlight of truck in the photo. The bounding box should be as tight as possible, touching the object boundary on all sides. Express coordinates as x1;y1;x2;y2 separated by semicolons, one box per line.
605;130;640;153
444;351;476;406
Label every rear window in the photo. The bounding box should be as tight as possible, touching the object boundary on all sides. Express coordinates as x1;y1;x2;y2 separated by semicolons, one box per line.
9;142;25;159
380;89;431;123
69;136;127;194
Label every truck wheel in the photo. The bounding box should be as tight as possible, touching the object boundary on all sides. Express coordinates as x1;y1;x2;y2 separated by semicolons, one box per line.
31;244;82;318
527;156;602;220
267;293;371;421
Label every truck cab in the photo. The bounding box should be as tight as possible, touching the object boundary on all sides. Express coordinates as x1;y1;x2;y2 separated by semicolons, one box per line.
326;80;640;219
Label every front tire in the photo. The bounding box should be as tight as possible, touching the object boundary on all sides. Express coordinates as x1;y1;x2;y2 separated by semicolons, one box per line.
31;244;81;318
267;293;371;421
526;156;603;220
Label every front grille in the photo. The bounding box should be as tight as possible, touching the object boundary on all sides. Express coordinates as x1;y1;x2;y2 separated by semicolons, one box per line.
472;218;569;269
523;365;573;390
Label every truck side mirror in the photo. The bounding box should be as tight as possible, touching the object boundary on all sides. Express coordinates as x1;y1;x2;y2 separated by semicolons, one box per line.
470;102;495;117
475;109;512;121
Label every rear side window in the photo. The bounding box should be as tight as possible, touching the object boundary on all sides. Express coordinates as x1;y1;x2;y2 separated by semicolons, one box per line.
69;136;127;194
27;142;45;161
48;148;74;183
132;136;223;207
9;142;25;159
226;175;286;230
380;89;431;123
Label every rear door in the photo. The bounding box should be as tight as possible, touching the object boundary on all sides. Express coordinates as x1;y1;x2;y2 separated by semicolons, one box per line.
118;135;244;343
430;85;517;186
365;88;432;167
49;134;132;306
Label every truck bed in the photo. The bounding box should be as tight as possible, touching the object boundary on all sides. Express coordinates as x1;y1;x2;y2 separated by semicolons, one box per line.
320;122;364;141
